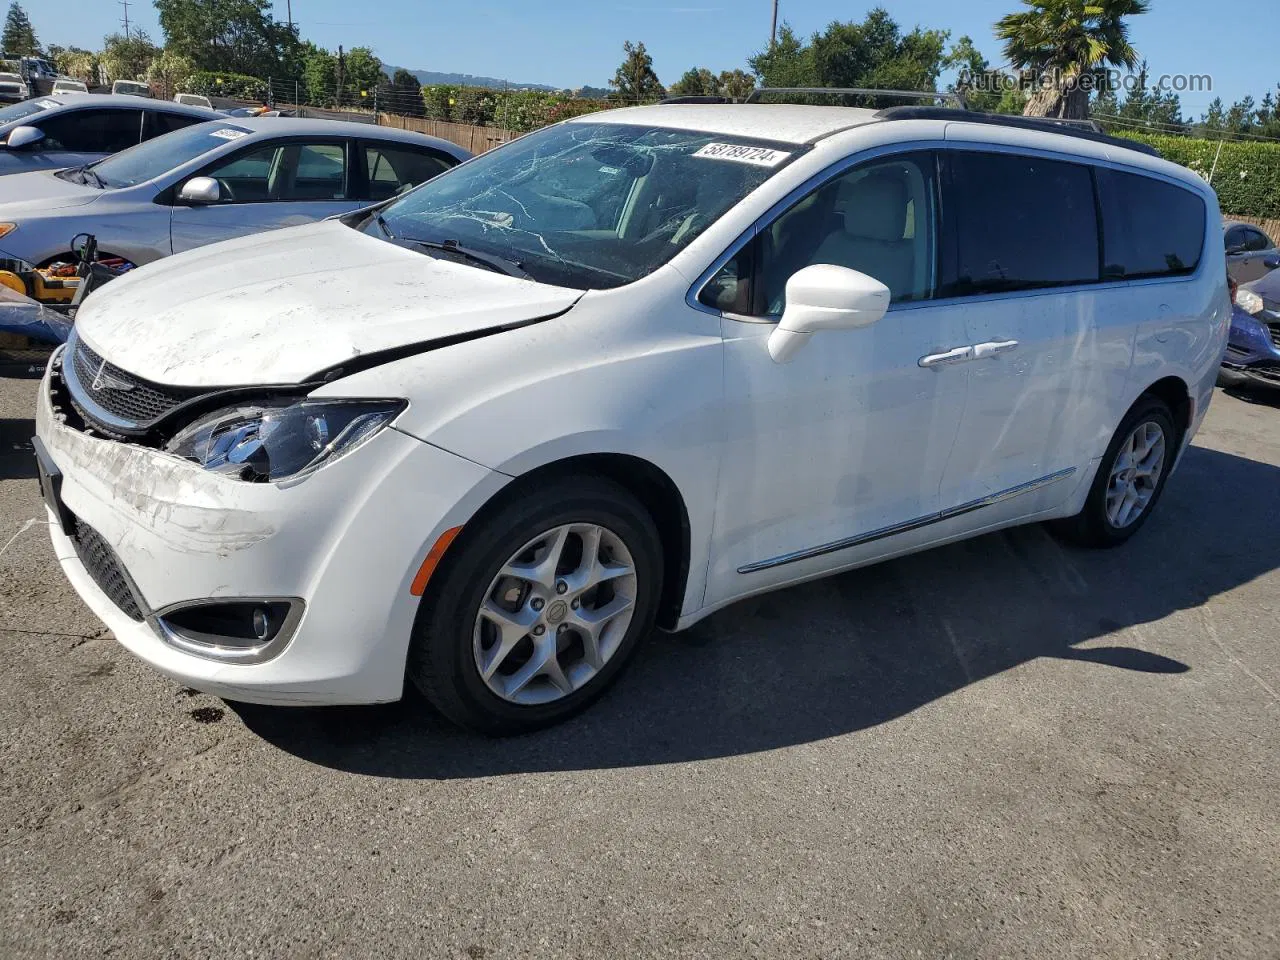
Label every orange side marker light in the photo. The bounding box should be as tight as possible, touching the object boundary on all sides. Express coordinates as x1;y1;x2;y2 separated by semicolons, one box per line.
410;525;463;596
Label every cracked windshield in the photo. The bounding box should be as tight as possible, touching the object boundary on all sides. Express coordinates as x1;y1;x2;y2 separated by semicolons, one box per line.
373;122;801;288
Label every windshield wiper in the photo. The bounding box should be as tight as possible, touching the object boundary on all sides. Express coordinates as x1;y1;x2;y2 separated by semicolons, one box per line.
66;164;107;189
396;236;530;280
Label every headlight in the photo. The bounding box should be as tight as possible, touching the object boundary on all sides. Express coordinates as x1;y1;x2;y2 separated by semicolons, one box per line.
165;398;406;483
0;223;15;239
1235;289;1264;315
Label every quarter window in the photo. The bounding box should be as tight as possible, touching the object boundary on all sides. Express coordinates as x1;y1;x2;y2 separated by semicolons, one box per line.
941;151;1099;295
1096;168;1205;279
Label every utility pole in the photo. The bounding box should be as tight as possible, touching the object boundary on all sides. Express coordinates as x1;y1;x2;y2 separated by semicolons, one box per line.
119;0;132;39
336;45;345;109
286;0;293;30
769;0;778;48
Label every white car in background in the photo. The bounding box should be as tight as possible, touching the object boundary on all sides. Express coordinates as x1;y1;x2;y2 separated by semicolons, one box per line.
173;93;213;108
35;103;1228;734
51;79;89;96
0;70;28;103
111;80;151;97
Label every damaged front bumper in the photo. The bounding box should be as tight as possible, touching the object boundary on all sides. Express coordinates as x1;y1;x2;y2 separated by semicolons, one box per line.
34;348;508;705
1221;305;1280;385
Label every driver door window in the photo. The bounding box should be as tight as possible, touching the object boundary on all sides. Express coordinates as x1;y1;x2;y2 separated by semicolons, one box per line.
701;152;938;317
201;141;349;203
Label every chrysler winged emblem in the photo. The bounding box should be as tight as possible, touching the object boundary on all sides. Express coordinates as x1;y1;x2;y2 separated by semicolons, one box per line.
90;359;134;393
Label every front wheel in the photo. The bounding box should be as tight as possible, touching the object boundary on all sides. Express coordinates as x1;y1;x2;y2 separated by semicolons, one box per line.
1050;395;1177;548
408;475;663;735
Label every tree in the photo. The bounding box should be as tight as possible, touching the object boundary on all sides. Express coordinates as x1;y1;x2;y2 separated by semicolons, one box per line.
670;67;717;97
388;68;425;117
155;0;288;77
611;41;664;101
341;46;383;106
1;2;37;56
99;31;159;82
749;11;951;105
302;45;336;105
147;50;195;99
996;0;1148;119
718;69;755;101
55;47;97;84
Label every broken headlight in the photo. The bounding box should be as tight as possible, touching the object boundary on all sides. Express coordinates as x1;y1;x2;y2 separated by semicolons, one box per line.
165;398;406;483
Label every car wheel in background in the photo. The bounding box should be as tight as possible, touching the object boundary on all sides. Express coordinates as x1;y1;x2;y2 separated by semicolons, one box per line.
408;475;663;735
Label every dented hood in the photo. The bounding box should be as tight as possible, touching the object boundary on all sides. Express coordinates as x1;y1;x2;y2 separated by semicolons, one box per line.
0;168;102;212
73;219;585;387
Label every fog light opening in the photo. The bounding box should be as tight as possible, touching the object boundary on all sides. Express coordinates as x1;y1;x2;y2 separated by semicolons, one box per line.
155;599;303;663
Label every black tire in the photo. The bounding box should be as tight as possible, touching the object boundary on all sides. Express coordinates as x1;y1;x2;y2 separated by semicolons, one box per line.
407;475;663;735
1216;367;1247;389
1049;395;1178;548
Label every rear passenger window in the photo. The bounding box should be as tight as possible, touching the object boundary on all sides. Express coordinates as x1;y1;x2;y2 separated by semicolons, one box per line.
144;111;203;140
364;144;453;201
942;151;1099;295
1096;168;1205;279
35;108;143;153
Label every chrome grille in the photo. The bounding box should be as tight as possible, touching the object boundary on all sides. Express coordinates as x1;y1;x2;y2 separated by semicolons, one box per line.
67;334;199;432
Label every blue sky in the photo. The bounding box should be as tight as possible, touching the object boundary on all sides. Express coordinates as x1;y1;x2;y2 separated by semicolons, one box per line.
35;0;1268;117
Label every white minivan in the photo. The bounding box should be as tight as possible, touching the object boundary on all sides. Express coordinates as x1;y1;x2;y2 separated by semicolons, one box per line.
34;103;1228;733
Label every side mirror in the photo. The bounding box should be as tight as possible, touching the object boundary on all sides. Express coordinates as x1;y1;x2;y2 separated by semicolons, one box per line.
4;125;44;150
767;264;890;363
178;176;221;205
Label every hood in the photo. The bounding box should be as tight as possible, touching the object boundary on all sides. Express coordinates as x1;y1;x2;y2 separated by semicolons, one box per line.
74;219;586;387
0;168;100;208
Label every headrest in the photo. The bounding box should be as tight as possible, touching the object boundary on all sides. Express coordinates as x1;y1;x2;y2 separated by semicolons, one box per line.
841;172;908;243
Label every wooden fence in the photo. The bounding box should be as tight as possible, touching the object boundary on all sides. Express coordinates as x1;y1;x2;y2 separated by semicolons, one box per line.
376;114;515;154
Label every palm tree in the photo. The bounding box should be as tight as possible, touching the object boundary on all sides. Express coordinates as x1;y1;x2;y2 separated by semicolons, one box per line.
995;0;1148;119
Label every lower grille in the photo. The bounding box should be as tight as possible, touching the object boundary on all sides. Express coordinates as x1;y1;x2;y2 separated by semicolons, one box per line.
71;519;144;621
1269;324;1280;349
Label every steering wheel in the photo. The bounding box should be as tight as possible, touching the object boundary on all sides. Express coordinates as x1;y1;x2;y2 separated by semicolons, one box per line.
215;178;237;202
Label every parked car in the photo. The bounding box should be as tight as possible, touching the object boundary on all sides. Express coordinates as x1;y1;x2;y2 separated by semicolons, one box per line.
0;68;28;103
0;117;469;269
110;80;151;98
173;92;212;108
1224;220;1280;283
51;79;89;96
34;104;1226;733
1220;269;1280;388
0;95;222;176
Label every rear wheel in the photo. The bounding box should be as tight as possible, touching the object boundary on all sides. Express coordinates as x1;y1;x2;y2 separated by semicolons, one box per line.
408;475;662;735
1050;395;1177;547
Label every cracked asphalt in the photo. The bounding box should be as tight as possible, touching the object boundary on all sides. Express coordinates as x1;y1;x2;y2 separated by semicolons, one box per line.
1;371;1278;959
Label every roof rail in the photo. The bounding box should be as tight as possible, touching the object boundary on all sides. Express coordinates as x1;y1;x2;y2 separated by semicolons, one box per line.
746;87;965;108
660;95;734;105
872;106;1158;156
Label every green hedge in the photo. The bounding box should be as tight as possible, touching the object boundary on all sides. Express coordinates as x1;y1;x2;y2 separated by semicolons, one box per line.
1120;132;1280;219
183;71;268;101
421;85;611;132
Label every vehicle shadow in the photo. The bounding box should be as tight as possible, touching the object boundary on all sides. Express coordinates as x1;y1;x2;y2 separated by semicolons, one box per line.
232;445;1279;778
1224;382;1280;409
0;418;38;480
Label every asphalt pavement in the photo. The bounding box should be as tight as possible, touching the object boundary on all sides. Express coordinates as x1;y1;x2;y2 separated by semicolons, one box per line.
1;371;1277;959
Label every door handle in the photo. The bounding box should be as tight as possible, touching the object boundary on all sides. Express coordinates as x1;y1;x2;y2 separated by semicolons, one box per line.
971;339;1019;359
919;346;974;368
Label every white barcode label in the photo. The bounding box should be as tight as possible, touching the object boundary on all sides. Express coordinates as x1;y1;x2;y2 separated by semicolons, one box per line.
209;128;249;141
692;142;791;167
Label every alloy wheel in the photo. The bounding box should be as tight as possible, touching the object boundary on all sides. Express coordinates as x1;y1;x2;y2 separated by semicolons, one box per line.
1105;420;1167;529
472;523;638;705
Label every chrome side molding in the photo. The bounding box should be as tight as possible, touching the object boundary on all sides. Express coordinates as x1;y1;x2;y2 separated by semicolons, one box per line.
737;467;1077;574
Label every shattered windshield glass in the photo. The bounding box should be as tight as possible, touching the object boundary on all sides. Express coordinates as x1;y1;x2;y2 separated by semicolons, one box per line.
372;122;805;289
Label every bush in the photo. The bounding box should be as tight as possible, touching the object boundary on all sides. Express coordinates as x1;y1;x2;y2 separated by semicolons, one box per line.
1120;132;1280;219
420;84;612;132
184;71;268;101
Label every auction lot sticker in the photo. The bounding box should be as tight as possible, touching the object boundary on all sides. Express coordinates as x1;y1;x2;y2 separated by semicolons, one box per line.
693;142;792;167
209;128;250;141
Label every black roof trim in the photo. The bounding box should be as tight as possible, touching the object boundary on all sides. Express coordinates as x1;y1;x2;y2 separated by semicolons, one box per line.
660;95;734;105
871;106;1158;156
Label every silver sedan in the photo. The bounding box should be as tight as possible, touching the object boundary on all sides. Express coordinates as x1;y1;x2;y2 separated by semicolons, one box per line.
0;94;223;175
0;117;470;268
